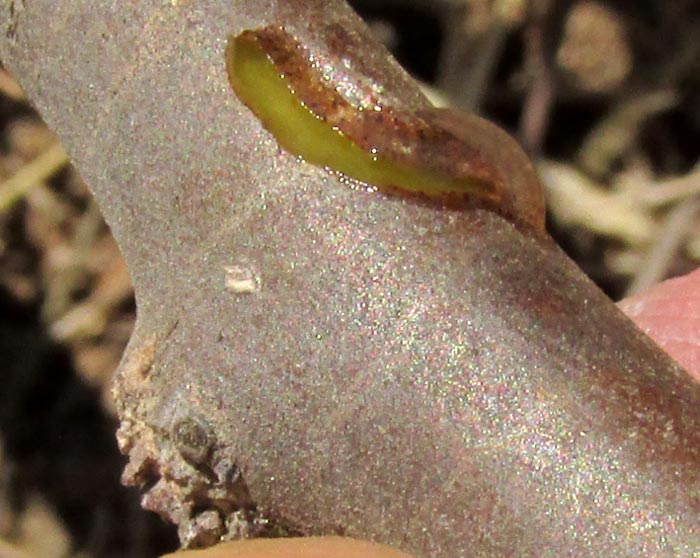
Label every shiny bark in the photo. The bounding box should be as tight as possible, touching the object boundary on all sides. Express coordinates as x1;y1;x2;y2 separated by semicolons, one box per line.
1;1;699;556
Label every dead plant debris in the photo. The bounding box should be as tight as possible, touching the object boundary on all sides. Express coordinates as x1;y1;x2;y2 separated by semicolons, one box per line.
1;1;700;556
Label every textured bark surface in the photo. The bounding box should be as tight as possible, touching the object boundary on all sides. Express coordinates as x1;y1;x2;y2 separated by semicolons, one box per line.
2;1;700;556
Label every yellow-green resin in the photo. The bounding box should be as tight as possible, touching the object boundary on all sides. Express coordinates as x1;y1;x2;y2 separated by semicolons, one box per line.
227;35;495;200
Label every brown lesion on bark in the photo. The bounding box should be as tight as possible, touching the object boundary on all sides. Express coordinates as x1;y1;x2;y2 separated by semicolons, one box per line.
229;26;546;232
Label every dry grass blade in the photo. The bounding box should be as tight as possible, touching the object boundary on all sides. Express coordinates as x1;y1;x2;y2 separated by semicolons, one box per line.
0;539;34;558
642;169;700;208
625;197;700;296
0;143;68;213
577;91;679;178
539;159;655;245
0;68;25;101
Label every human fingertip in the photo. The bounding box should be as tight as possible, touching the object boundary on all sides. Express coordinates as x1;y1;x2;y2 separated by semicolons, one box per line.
161;535;414;558
618;268;700;381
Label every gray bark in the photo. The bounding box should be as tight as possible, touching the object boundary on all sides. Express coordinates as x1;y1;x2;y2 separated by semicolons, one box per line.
2;1;700;556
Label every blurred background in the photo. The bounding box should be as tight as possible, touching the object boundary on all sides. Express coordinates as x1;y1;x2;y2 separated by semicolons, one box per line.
1;0;699;556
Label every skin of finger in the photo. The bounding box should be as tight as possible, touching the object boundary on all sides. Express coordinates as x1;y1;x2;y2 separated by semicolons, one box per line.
161;536;415;558
618;268;700;382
